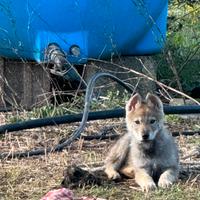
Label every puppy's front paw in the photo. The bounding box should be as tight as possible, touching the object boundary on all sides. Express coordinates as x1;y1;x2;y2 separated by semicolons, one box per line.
110;171;121;180
158;173;174;188
105;169;121;180
158;177;173;188
140;180;157;192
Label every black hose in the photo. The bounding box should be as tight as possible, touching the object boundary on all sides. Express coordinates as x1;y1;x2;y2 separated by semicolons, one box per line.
164;105;200;114
1;72;200;158
0;73;134;158
1;106;200;134
0;109;125;134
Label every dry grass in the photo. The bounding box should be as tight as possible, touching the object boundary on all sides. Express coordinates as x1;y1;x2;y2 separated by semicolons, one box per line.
0;116;200;200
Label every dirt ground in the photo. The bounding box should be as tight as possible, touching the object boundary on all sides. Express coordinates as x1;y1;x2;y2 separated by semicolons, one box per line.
0;115;200;200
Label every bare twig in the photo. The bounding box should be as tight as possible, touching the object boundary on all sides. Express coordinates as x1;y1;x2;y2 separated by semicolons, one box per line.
90;59;200;105
178;44;200;74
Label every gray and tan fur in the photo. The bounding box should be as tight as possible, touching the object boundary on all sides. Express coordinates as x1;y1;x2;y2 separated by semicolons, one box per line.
104;93;179;192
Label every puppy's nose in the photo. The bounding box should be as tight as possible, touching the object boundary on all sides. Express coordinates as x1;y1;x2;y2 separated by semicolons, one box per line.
142;133;149;140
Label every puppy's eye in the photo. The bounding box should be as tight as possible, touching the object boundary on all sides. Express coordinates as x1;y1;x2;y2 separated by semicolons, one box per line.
150;119;156;124
134;120;140;124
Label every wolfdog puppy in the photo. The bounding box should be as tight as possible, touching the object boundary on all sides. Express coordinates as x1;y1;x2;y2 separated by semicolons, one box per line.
105;93;179;192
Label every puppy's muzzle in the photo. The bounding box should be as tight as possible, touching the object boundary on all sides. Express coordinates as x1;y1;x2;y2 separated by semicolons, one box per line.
142;132;149;141
142;133;150;140
141;130;152;141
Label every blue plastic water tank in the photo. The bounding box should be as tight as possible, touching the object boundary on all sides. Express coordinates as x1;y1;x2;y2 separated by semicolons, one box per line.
0;0;168;64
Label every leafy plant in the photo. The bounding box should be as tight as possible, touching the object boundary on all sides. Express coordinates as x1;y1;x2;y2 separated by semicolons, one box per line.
157;0;200;94
5;90;130;123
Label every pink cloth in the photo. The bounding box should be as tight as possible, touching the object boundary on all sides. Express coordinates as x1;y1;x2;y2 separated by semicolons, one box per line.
40;188;73;200
40;188;106;200
80;198;106;200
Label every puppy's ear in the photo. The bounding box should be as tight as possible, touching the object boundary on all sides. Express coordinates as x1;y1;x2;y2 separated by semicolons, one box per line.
146;93;163;111
126;93;142;112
